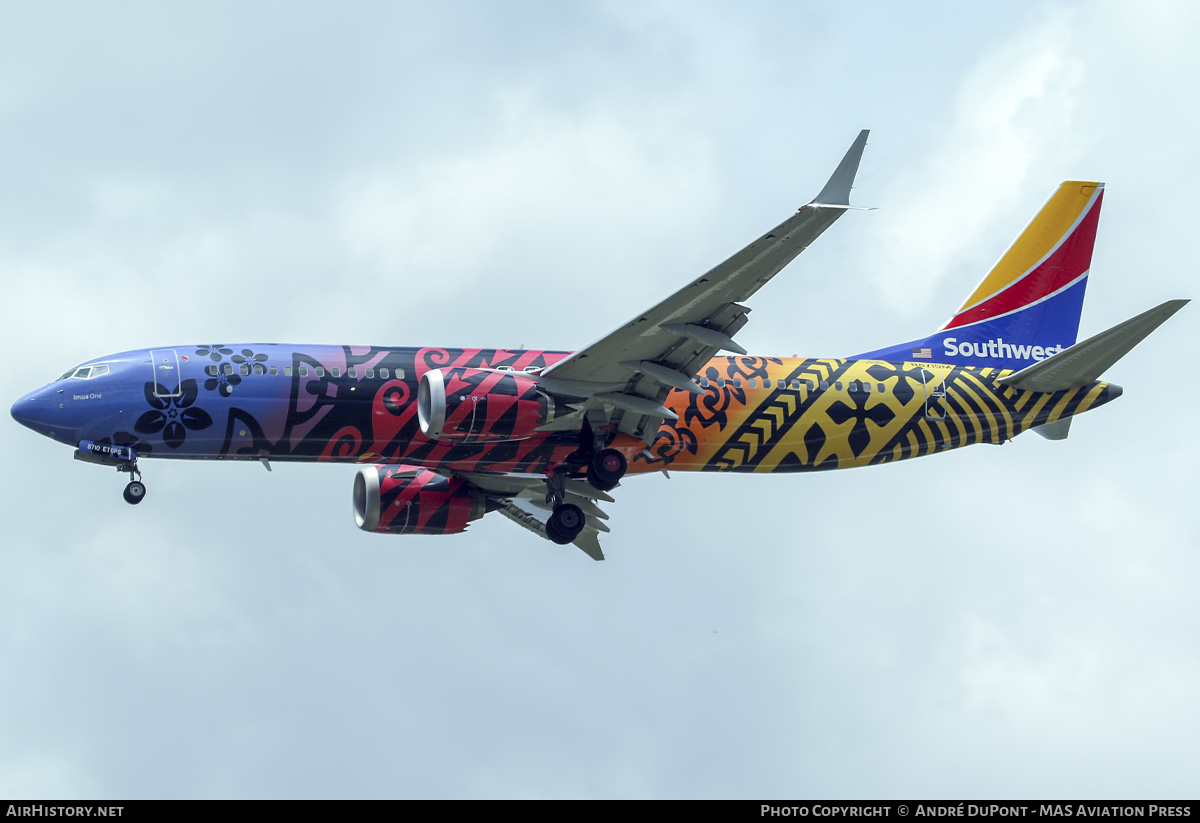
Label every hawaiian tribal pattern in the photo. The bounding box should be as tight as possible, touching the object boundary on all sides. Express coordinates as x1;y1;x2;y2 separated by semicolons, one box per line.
107;345;1116;479
631;356;1115;474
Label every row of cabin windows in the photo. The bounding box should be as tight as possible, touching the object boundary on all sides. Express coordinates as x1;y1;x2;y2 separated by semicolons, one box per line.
696;376;888;393
193;362;884;395
203;364;407;379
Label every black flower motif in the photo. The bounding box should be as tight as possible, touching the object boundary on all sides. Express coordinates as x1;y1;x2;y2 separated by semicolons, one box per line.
196;345;233;362
204;369;241;397
134;379;213;449
231;348;268;368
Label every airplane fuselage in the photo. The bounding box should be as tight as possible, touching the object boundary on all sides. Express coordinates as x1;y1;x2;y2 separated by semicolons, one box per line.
13;343;1120;477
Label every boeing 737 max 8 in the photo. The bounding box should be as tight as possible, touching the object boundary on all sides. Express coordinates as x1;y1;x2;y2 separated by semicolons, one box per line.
11;131;1188;559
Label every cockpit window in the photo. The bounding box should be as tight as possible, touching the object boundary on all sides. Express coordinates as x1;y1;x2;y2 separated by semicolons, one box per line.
56;364;111;381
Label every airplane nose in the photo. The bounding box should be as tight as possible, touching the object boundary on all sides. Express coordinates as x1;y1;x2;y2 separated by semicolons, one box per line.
11;391;51;433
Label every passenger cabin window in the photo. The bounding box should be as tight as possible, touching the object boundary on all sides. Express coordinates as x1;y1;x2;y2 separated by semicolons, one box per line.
878;383;886;393
299;366;308;376
239;364;250;376
315;367;325;377
206;365;218;376
365;368;374;379
835;382;843;391
269;365;278;376
284;366;293;377
395;368;405;379
379;368;389;379
331;367;341;378
700;377;710;387
253;363;266;376
222;363;234;375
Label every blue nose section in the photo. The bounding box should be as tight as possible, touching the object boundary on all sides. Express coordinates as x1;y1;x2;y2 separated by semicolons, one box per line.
11;388;63;440
11;391;46;431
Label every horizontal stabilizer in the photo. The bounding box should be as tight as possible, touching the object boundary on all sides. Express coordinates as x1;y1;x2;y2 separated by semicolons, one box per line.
999;299;1188;392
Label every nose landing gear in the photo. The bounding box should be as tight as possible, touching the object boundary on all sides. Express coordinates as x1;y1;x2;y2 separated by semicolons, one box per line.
122;478;146;505
119;461;146;505
73;441;148;506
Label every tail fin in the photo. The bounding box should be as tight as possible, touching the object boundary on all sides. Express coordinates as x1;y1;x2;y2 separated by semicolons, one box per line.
856;181;1104;370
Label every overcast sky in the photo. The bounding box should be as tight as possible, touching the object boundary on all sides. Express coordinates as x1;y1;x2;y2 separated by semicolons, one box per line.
2;0;1197;799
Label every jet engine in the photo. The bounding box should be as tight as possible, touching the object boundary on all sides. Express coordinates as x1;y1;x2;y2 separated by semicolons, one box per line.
353;464;485;535
417;367;561;442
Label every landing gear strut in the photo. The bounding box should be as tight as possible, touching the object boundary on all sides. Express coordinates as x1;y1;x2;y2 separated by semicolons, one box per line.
118;460;146;505
544;471;584;545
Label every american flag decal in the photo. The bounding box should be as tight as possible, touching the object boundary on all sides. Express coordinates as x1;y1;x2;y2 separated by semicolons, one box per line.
912;347;932;359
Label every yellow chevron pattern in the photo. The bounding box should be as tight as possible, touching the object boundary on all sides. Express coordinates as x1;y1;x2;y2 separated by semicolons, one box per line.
630;356;1116;475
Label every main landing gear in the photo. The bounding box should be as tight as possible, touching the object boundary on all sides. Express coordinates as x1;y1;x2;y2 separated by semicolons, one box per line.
587;448;627;492
118;460;146;505
546;502;584;545
543;471;584;545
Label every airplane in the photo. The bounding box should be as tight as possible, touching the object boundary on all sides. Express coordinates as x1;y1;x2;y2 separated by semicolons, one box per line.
10;131;1188;560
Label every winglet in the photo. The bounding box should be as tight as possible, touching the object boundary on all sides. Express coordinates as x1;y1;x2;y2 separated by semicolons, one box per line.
810;129;869;207
999;299;1189;392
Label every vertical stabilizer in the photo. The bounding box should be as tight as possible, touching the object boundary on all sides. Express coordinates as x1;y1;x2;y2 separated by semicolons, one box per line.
856;181;1104;370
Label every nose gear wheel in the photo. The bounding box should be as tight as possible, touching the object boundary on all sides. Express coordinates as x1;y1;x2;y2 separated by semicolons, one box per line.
117;459;145;506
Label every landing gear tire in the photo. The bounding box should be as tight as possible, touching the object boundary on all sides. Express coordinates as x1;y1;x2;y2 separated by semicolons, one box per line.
547;503;584;544
123;481;147;505
587;448;627;492
545;518;567;545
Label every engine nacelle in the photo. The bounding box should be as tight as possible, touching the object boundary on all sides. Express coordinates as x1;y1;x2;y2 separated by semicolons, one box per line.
417;367;557;442
353;464;485;535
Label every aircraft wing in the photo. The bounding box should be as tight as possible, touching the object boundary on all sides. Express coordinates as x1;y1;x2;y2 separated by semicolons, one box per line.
458;471;613;561
537;129;870;443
